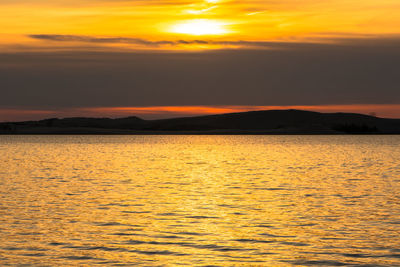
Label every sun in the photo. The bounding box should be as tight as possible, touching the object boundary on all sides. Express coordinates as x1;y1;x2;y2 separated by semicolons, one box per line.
170;19;230;36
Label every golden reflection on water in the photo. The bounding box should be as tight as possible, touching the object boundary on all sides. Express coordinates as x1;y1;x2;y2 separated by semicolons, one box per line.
0;135;400;266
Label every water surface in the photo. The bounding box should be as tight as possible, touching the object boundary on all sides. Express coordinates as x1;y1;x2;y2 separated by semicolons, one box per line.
1;135;400;266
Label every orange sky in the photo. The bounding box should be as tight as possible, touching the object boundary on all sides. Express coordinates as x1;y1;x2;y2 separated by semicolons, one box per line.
1;0;400;51
1;0;399;121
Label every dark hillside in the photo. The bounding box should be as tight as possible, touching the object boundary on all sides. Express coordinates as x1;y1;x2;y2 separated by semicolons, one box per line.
1;110;399;134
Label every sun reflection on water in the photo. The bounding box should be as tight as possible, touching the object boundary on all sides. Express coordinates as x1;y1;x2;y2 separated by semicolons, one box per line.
1;135;400;265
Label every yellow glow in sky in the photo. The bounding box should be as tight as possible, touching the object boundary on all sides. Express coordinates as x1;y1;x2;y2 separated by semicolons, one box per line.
0;0;400;51
170;19;230;36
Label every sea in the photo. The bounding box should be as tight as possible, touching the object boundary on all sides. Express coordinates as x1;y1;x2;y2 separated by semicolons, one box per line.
0;135;399;266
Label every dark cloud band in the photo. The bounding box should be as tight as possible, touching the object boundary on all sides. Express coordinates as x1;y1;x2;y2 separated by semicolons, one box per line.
2;36;400;111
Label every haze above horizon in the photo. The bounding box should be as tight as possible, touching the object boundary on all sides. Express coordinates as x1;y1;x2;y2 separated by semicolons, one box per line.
1;0;399;120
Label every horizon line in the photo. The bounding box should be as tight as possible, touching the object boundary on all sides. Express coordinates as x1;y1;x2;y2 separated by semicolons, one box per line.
1;104;400;122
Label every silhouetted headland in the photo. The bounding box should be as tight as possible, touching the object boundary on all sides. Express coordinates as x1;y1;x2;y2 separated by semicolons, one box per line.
1;110;400;134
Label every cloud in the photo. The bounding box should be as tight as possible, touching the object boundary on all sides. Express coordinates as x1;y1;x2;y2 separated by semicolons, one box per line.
29;34;325;49
1;36;399;113
29;34;207;47
28;33;400;49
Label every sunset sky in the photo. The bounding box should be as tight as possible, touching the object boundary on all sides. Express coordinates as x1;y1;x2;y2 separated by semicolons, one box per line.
1;0;400;120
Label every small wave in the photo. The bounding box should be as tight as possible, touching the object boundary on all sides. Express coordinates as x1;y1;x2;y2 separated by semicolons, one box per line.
285;259;350;266
74;246;128;252
280;241;310;247
49;242;69;246
112;232;145;236
253;187;293;191
157;212;181;216
21;253;46;257
24;247;48;252
95;222;124;226
254;224;275;228
95;222;140;227
153;235;182;239
385;254;400;259
234;238;274;244
170;231;209;236
17;232;42;236
61;255;96;260
259;233;296;238
185;215;218;219
2;247;24;251
129;249;186;256
125;239;254;253
122;211;150;214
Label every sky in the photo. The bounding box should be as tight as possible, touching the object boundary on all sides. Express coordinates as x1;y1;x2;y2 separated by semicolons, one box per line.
1;0;400;121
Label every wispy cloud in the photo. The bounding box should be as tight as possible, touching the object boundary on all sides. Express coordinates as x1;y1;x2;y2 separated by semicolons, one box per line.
28;33;400;49
29;34;207;47
28;33;334;50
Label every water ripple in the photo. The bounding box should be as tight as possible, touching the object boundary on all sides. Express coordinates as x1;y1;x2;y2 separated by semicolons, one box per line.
1;135;400;266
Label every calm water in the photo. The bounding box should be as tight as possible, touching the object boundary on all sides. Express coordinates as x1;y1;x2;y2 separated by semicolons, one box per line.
1;135;400;266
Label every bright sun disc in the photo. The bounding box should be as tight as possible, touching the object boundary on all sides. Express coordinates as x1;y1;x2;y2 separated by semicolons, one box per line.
170;19;229;36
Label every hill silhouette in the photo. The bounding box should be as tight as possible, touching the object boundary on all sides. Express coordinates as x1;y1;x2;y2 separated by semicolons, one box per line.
1;110;399;134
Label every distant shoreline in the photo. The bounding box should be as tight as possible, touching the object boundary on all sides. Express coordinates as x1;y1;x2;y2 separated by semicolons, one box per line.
1;130;399;135
1;109;400;135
